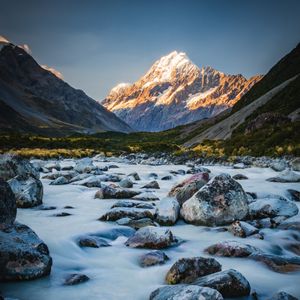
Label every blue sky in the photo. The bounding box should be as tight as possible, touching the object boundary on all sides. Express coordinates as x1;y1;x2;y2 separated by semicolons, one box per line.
0;0;299;99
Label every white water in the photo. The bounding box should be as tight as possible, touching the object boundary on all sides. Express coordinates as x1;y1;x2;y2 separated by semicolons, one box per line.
1;162;300;299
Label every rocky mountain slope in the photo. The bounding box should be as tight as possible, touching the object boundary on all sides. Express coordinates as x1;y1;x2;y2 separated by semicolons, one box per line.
102;51;262;131
0;41;132;136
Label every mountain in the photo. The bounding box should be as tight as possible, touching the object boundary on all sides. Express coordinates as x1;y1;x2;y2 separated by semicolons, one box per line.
175;43;300;155
102;51;262;131
0;41;132;136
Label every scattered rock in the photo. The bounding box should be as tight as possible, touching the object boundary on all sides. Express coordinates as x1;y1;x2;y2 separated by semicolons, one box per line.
44;161;61;171
156;198;179;226
0;223;52;281
119;178;133;188
232;174;248;180
205;241;259;257
0;179;16;225
142;181;160;189
112;200;154;210
271;161;287;172
95;186;141;199
193;269;251;297
8;176;43;208
266;170;300;183
74;158;95;173
99;207;156;221
229;221;259;238
116;217;157;229
291;158;300;172
128;172;141;181
139;250;169;267
287;189;300;202
63;273;89;285
149;285;223;300
108;164;119;169
161;175;172;180
69;173;91;183
269;291;298;300
125;226;177;249
166;257;221;284
50;176;69;185
181;174;249;226
168;173;209;206
132;192;159;201
39;205;56;211
78;236;110;248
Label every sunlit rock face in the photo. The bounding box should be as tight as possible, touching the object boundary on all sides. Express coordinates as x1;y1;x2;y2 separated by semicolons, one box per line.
102;51;262;131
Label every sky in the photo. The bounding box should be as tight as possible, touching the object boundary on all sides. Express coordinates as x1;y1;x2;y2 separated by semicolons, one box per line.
0;0;299;100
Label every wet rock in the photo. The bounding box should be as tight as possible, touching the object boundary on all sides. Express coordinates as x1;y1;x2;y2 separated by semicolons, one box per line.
125;226;177;249
269;291;298;300
229;221;259;238
128;172;141;181
53;212;71;217
0;179;16;225
161;175;172;180
248;197;298;219
271;161;287;172
74;158;95;173
139;250;169;267
142;181;160;189
287;189;300;202
156;198;180;226
266;170;300;183
168;173;209;206
95;185;141;199
78;236;110;248
193;269;251;297
205;241;259;257
291;158;300;172
181;174;249;226
132;192;159;201
116;217;157;229
63;273;89;285
119;178;133;188
99;207;156;221
232;174;248;180
49;176;69;185
166;257;221;284
8;176;43;208
249;253;300;273
149;285;223;300
0;223;52;281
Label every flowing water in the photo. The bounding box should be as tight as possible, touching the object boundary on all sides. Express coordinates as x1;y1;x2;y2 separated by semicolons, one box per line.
1;161;300;299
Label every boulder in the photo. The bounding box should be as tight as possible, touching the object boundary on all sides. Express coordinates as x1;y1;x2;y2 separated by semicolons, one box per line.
125;226;177;249
78;236;110;248
168;173;209;206
205;241;259;257
166;257;221;284
44;161;61;171
287;189;300;202
269;291;298;300
156;198;180;226
8;176;43;208
119;178;133;188
161;175;172;180
49;176;69;185
291;158;300;172
0;223;52;281
74;158;95;173
266;170;300;183
95;186;141;199
116;217;157;229
271;161;287;172
181;174;249;226
0;179;16;225
132;192;160;201
74;175;103;188
111;200;155;210
63;273;89;285
0;154;39;180
229;221;259;238
99;207;156;221
142;181;160;189
193;269;251;297
248;197;298;219
69;173;92;183
149;285;223;300
128;172;141;181
232;174;248;180
139;250;169;267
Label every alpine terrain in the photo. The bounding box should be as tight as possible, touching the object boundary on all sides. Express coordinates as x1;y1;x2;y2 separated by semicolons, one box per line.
102;51;262;131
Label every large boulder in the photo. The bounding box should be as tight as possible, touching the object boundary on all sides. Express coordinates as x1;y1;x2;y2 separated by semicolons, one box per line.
8;176;43;208
193;269;251;297
0;223;52;281
166;257;221;284
149;285;223;300
266;170;300;183
168;173;209;206
156;198;180;226
180;174;249;226
119;178;133;188
0;154;39;181
125;226;177;249
0;179;16;225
